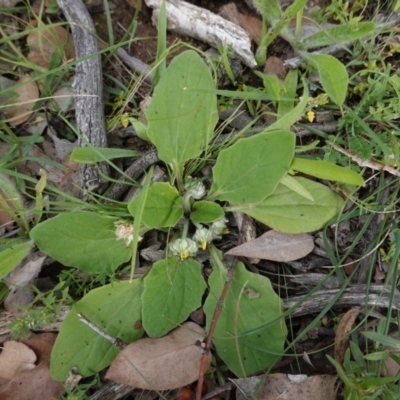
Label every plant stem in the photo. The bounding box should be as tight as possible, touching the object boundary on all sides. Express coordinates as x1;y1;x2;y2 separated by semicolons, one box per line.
196;245;237;400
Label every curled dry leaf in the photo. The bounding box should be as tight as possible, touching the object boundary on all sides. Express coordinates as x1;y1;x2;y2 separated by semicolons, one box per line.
226;230;314;262
0;341;36;380
3;76;39;126
27;25;75;69
383;332;400;377
234;374;338;400
219;3;262;44
105;322;210;390
0;333;64;400
334;307;361;365
4;253;46;315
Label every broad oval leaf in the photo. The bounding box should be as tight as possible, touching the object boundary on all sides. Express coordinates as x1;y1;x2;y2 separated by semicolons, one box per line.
204;260;287;377
50;280;144;381
142;257;207;337
190;200;224;224
292;157;364;186
236;177;344;233
302;53;348;106
30;212;132;274
208;130;295;205
105;322;210;390
128;182;183;229
145;50;218;170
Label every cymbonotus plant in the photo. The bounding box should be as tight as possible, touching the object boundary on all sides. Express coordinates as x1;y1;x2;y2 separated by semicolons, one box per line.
3;49;365;380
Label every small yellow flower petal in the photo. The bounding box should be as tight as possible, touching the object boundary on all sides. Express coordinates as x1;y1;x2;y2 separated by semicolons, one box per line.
307;110;315;123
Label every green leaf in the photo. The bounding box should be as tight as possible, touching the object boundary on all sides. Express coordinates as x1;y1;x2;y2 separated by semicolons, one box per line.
50;280;144;381
280;174;314;201
252;0;282;24
234;177;344;233
204;260;286;377
254;71;281;102
128;182;183;229
208;130;295;205
30;212;132;274
190;200;224;224
292;158;364;186
303;22;375;49
277;69;298;117
0;240;33;280
70;147;141;164
145;50;218;172
142;257;207;337
302;53;348;106
266;81;309;131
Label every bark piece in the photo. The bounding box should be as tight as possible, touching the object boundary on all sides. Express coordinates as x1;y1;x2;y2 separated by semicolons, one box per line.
57;0;109;192
144;0;257;68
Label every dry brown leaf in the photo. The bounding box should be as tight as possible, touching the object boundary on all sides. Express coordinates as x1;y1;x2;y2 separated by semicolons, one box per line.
0;333;64;400
0;341;36;380
3;76;39;126
238;13;262;44
219;3;262;44
234;374;338;400
264;56;285;79
4;253;45;314
334;308;361;365
105;322;210;390
383;332;400;377
27;25;75;69
226;230;314;262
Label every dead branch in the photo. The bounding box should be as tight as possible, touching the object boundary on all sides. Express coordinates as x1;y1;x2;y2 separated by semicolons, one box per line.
57;0;109;192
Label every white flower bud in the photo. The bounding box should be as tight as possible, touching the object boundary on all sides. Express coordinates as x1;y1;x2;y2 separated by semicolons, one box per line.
210;217;229;239
169;238;198;260
193;227;213;250
114;220;140;246
184;179;206;200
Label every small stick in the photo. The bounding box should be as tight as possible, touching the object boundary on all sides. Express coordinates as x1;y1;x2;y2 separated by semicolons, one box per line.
195;264;236;400
77;313;126;349
328;141;400;177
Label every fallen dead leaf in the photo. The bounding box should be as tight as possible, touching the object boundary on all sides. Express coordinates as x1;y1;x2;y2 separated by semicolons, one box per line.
27;25;75;69
383;332;400;377
4;253;45;315
219;3;262;44
334;308;361;365
3;76;39;126
0;341;36;380
233;212;259;264
264;56;285;79
234;374;338;400
226;230;314;262
105;322;210;390
0;333;64;400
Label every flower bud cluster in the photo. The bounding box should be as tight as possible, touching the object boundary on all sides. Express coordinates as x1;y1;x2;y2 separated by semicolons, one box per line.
170;217;229;260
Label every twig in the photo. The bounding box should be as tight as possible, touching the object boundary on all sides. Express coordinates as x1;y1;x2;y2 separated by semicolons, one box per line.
57;0;109;192
328;141;400;177
77;313;126;349
115;47;154;83
196;249;237;400
106;148;159;201
144;0;256;68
